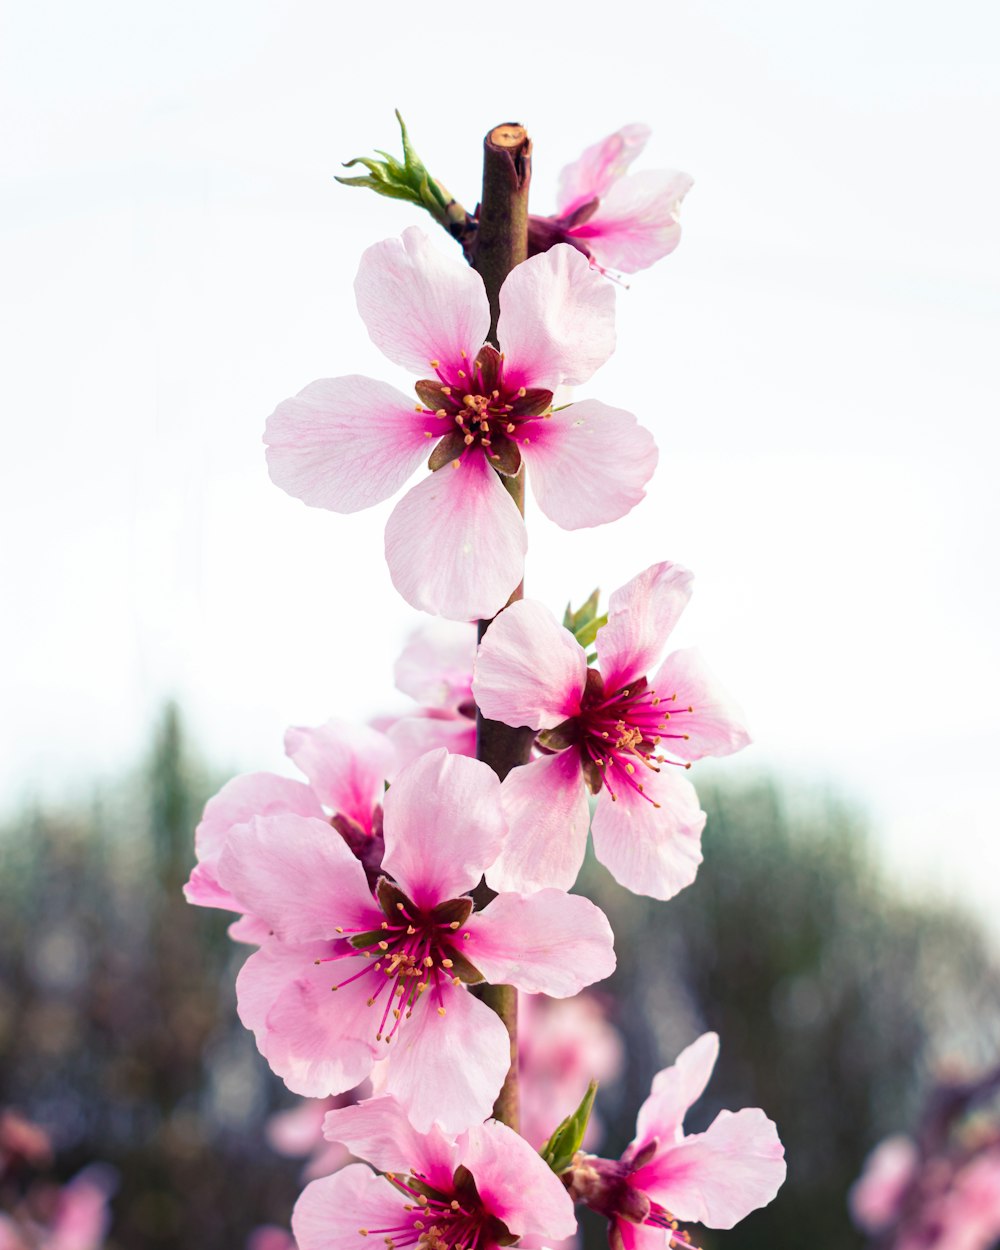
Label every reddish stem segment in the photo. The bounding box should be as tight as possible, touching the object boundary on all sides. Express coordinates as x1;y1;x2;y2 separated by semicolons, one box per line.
469;122;534;1132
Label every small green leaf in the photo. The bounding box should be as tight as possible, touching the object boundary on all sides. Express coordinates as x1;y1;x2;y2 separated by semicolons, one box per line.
563;590;606;648
540;1079;599;1175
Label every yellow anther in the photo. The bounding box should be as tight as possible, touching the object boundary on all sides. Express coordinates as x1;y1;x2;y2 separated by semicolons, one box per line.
438;1006;447;1017
378;940;389;950
451;459;461;469
517;386;526;397
429;359;440;367
441;958;453;968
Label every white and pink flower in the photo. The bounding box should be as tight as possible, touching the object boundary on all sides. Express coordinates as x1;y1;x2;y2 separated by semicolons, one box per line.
183;719;396;942
473;561;750;899
528;125;693;277
567;1033;785;1248
216;749;616;1135
294;1096;576;1250
265;228;657;620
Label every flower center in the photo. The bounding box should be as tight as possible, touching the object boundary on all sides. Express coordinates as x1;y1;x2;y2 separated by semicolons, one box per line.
538;669;694;805
320;881;482;1044
361;1167;513;1250
414;344;553;478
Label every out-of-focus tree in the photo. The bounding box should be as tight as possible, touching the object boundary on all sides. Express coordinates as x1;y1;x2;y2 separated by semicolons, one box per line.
581;778;1000;1250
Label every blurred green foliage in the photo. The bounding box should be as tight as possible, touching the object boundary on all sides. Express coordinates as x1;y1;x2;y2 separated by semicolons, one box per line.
2;710;998;1249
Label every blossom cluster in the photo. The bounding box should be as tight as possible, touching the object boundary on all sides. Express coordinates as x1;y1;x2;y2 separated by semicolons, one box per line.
186;122;787;1250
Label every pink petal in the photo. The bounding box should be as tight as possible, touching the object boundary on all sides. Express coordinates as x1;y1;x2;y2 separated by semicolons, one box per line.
284;719;395;832
651;649;751;762
217;815;381;944
193;771;325;865
381;984;511;1135
355;227;491;377
256;955;384;1098
634;1108;786;1229
633;1033;720;1149
386;711;477;770
322;1097;458;1189
292;1164;403;1250
570;169;694;274
228;913;273;944
380;749;505;909
487;754;591;894
618;1219;670;1250
183;860;243;914
461;1120;577;1240
466;889;616;996
384;456;526;621
394;621;476;707
849;1136;919;1234
557;124;651;217
596;562;694;693
265;375;432;512
234;939;317;1045
521;400;657;530
473;599;588;731
497;245;617;390
589;768;705;900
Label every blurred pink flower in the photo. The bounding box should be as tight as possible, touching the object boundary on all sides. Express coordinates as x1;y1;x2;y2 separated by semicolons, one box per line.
184;720;396;941
44;1166;117;1250
216;749;616;1135
378;622;477;768
265;227;656;620
568;1033;785;1248
849;1135;920;1233
246;1227;296;1250
528;125;693;276
266;1087;373;1183
473;561;750;899
519;993;624;1152
295;1096;575;1250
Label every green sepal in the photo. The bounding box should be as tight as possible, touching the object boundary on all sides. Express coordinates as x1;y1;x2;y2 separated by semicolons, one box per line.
563;590;607;649
540;1079;599;1175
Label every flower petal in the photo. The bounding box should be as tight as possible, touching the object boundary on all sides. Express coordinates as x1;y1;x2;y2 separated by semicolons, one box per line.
257;955;384;1097
217;814;381;944
634;1108;786;1229
384;456;526;621
557;124;651;217
589;767;705;900
466;889;615;996
596;562;694;693
394;621;476;708
461;1120;577;1239
651;649;751;762
355;227;491;377
385;711;477;770
521;400;657;530
633;1033;720;1149
380;749;505;908
473;599;587;731
292;1165;403;1250
381;985;511;1135
487;754;591;894
497;245;616;390
322;1097;458;1189
849;1136;920;1234
284;719;396;832
570;169;694;274
265;375;433;512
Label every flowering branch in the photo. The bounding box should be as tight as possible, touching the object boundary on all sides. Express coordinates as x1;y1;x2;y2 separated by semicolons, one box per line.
469;121;535;1133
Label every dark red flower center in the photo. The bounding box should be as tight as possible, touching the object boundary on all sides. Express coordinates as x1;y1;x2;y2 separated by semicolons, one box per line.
362;1165;515;1250
318;880;482;1044
539;669;694;805
415;345;553;478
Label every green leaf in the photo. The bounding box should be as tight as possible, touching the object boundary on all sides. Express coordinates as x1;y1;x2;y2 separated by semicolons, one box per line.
540;1079;599;1175
335;111;455;227
563;590;606;648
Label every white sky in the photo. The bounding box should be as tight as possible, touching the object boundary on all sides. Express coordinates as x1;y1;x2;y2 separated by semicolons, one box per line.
2;1;998;929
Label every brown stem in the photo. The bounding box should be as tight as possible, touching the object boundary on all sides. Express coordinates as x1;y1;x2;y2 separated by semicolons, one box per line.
468;122;533;1132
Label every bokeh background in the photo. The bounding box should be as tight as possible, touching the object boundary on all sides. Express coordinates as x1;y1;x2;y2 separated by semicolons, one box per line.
2;1;999;1247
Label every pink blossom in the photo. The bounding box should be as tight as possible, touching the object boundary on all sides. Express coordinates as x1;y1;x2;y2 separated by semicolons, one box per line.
265;228;657;621
380;623;478;769
43;1165;117;1250
294;1096;576;1250
519;993;624;1152
567;1033;785;1248
849;1135;920;1234
528;125;693;276
216;748;616;1135
183;719;396;940
246;1228;297;1250
472;562;750;899
266;1093;362;1182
